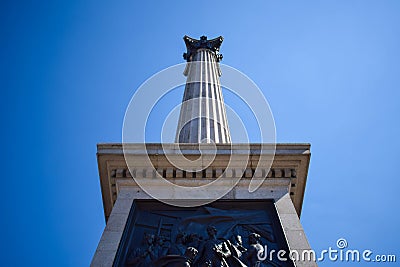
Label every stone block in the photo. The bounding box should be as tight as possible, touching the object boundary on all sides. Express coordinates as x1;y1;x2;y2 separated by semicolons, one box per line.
278;213;302;231
175;169;183;178
274;169;282;178
234;182;287;200
117;189;136;200
284;230;311;251
91;249;117;267
275;193;298;215
116;168;124;178
110;198;133;214
195;171;203;178
244;168;252;178
221;189;234;199
234;168;243;178
166;168;173;178
105;213;129;232
254;168;263;178
224;168;233;178
145;169;154;178
97;230;123;251
283;168;291;178
135;169;144;178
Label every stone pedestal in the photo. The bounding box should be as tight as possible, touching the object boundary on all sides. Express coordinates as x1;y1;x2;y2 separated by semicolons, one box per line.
91;143;316;267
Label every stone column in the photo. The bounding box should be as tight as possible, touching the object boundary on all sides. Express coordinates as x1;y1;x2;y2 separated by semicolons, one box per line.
176;36;231;144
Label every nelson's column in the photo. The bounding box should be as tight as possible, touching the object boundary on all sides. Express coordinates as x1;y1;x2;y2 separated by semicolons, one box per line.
91;36;316;267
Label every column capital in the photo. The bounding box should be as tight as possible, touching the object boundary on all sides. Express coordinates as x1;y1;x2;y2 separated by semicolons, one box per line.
183;35;223;62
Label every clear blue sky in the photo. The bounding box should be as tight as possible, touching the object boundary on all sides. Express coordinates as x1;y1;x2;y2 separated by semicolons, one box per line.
1;1;400;266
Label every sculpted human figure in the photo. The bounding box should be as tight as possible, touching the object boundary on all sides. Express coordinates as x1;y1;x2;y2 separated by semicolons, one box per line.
186;233;201;248
244;233;265;267
232;235;247;258
224;235;248;267
168;233;187;256
195;226;231;267
183;247;199;266
126;233;155;267
152;235;169;260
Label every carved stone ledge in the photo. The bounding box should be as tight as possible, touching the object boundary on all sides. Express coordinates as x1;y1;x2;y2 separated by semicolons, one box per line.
110;167;297;180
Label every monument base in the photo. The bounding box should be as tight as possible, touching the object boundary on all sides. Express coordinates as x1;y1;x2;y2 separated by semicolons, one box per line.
91;144;316;267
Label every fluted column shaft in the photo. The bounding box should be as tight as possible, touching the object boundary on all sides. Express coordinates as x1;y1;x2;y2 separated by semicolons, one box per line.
176;40;231;144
